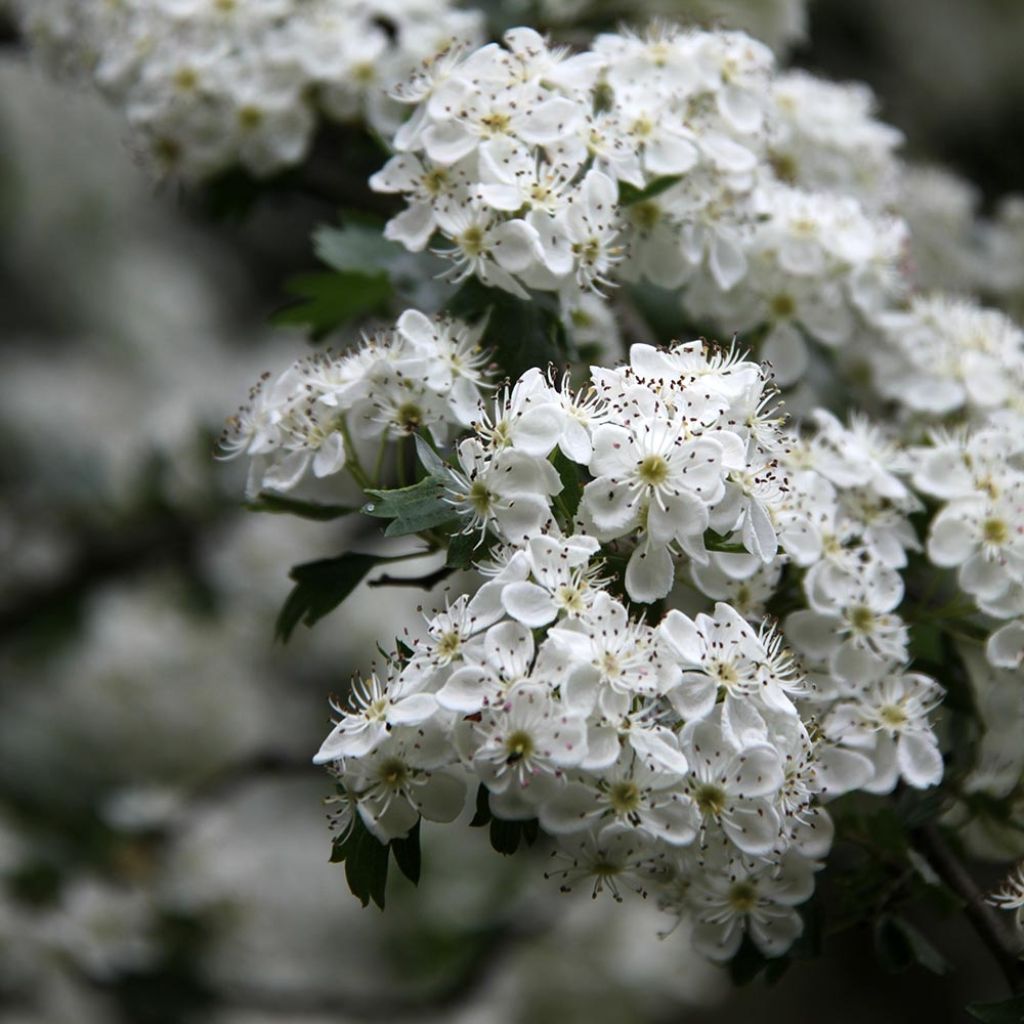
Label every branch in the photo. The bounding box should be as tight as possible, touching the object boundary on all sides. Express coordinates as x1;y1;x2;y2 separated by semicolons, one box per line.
367;566;455;590
914;823;1024;994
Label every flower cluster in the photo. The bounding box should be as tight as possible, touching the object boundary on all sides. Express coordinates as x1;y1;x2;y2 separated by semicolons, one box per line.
685;181;908;385
768;70;904;209
10;0;483;181
872;296;1024;425
374;25;912;390
219;310;493;497
911;422;1024;673
309;338;944;963
372;25;775;300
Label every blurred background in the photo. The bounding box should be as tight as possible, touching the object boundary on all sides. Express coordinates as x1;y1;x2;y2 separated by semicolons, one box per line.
1;1;1022;1021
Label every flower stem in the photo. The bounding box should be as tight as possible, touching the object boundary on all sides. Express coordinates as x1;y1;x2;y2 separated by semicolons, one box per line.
914;823;1024;994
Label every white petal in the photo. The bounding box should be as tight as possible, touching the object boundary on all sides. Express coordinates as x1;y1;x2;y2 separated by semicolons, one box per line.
897;732;943;789
502;581;557;627
414;771;467;823
624;540;675;602
987;621;1024;669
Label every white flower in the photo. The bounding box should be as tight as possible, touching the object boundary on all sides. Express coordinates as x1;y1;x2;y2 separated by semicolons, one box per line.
313;671;437;764
824;671;944;792
687;849;816;961
469;684;588;794
679;717;784;856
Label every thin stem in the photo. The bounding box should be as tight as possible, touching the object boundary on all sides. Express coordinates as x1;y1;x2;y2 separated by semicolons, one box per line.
914;823;1024;994
338;418;372;490
396;436;409;488
373;436;388;488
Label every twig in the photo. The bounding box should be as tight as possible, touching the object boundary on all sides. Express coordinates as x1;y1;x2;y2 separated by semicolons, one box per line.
367;566;455;590
914;823;1024;994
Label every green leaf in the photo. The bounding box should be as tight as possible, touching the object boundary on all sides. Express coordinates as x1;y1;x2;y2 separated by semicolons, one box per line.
704;527;748;554
272;270;392;341
314;222;401;274
446;279;569;381
909;621;944;665
488;815;540;856
552;450;584;522
874;914;914;974
446;530;492;571
489;816;524;855
874;914;948;976
275;552;382;642
469;784;492;827
246;492;359;521
968;995;1024;1023
346;820;391;909
390;820;422;885
364;476;459;537
618;175;683;206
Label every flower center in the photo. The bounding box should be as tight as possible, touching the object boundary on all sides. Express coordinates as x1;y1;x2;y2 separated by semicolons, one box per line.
695;783;728;817
879;704;907;729
848;604;876;635
480;111;512;135
505;730;535;763
459;225;486;257
572;238;603;264
631;200;662;232
396;402;423;432
556;584;585;614
424;167;449;195
436;631;461;659
379;758;409;790
468;479;494;516
728;880;758;913
771;293;796;319
983;517;1009;546
637;454;670;486
609;781;641;814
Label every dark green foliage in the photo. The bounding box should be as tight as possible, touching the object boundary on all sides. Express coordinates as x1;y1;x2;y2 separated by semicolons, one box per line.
446;279;571;380
968;995;1024;1023
275;552;382;642
271;270;392;341
331;814;391;909
704;527;748;554
446;530;493;570
330;814;423;908
873;914;949;976
364;476;460;537
468;785;539;855
245;492;358;520
618;175;684;206
552;449;584;523
391;820;422;885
